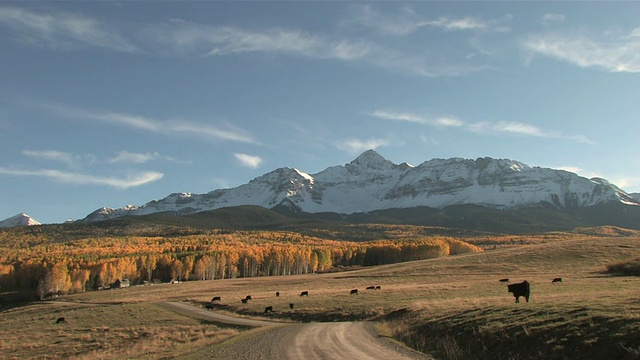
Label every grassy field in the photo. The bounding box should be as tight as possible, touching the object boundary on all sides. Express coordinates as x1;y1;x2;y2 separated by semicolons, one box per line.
1;236;639;359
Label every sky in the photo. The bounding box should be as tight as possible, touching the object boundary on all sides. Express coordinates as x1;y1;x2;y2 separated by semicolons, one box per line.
1;2;639;224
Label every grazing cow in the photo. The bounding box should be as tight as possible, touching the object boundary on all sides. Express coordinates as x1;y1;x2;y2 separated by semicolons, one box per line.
245;295;252;301
211;296;221;302
507;281;530;303
350;289;358;295
276;291;280;297
499;278;509;283
56;317;66;324
241;298;248;304
552;277;562;284
289;303;294;310
366;286;376;290
375;285;381;290
300;291;309;297
264;306;273;313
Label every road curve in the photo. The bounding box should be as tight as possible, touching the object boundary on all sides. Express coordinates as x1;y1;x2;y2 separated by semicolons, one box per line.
160;301;283;327
164;302;428;360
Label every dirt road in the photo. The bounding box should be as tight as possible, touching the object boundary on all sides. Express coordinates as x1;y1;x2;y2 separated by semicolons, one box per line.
164;302;428;360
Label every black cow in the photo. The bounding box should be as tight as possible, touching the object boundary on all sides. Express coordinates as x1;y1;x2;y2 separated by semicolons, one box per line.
499;278;509;283
264;306;273;313
552;277;562;284
241;298;248;304
289;303;294;310
366;286;376;290
300;291;309;297
350;289;358;295
507;281;530;303
276;291;280;297
375;285;381;290
56;317;66;324
245;295;252;300
211;296;221;302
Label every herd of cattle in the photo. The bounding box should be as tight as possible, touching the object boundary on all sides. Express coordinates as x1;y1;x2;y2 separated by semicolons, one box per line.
202;277;564;314
206;285;383;313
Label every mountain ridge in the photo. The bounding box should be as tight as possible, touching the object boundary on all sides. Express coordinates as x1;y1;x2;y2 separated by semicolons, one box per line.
81;150;638;223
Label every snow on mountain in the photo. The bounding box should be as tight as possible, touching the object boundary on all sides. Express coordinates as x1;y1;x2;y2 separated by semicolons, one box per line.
83;150;639;222
0;213;41;228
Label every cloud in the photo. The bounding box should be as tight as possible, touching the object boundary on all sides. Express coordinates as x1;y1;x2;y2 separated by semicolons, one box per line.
523;28;640;72
0;167;162;188
0;6;138;52
468;120;595;144
541;13;566;25
234;153;263;168
146;19;481;77
343;5;506;35
23;149;76;166
145;20;372;61
336;138;389;154
33;101;256;144
108;151;162;164
370;109;593;144
371;110;464;127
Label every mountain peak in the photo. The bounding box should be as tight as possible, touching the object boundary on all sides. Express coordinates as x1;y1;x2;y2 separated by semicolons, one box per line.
0;213;41;228
348;150;396;170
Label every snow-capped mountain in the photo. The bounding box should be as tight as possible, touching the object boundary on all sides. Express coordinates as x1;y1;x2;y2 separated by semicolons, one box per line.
0;213;41;228
84;150;639;222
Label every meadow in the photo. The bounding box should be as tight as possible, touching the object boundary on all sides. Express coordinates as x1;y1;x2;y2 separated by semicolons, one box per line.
1;234;639;359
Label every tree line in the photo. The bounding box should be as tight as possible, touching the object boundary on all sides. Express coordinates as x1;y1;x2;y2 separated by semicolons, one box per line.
0;230;482;298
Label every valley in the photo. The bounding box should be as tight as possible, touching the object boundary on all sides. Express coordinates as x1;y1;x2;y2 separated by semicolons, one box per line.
1;233;639;359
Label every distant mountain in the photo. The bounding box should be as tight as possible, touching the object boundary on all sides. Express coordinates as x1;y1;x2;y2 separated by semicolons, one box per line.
0;213;41;228
83;150;639;224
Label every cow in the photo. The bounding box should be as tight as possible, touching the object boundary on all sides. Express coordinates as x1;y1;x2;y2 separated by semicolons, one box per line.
300;291;309;297
499;278;509;283
245;295;252;301
211;296;221;302
350;289;358;295
375;285;381;290
507;281;530;303
276;291;280;297
264;306;273;313
241;298;248;304
56;317;66;324
289;303;294;310
366;286;376;290
552;277;562;284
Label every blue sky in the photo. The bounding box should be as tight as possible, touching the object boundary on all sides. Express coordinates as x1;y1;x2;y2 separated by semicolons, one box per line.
1;2;639;224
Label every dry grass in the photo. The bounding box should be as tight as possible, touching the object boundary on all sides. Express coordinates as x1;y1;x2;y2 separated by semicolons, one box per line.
1;236;639;359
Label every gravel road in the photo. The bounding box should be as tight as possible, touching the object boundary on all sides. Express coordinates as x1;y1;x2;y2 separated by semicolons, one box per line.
163;302;428;360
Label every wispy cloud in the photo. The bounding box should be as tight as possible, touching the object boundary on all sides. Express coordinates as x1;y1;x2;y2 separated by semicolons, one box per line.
523;28;640;72
0;167;162;188
371;110;464;127
336;138;389;154
34;101;256;144
146;20;372;61
541;13;566;25
0;6;137;52
22;150;95;166
109;151;162;164
146;19;481;77
234;153;263;168
370;109;594;144
469;120;595;144
343;5;506;35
